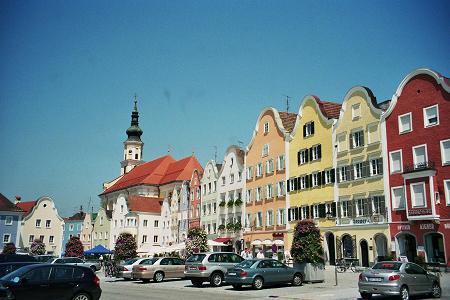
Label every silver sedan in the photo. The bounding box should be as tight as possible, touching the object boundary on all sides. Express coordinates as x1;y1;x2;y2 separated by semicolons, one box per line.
358;261;441;300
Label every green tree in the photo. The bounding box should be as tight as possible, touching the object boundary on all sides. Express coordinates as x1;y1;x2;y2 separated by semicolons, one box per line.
65;236;84;257
185;227;208;258
114;232;137;261
290;220;324;265
2;242;16;255
30;239;46;255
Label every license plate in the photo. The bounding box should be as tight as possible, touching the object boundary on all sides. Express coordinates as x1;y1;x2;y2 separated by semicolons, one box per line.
228;272;236;276
368;277;382;282
189;267;197;270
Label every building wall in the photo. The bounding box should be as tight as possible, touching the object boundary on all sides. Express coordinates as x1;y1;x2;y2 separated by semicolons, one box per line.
80;213;93;250
20;197;64;255
200;161;220;240
61;220;83;253
0;212;22;250
92;208;111;249
244;108;288;255
189;169;202;229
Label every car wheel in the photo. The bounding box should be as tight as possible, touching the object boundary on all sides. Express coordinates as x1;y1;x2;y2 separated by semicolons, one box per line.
400;285;409;300
191;279;203;287
210;272;223;287
360;292;372;299
153;271;164;283
231;284;242;289
72;292;91;300
252;276;264;290
142;279;150;283
431;282;441;298
292;273;303;286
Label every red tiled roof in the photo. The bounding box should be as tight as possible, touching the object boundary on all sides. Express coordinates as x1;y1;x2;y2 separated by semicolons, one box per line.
65;212;86;221
0;194;23;212
315;98;341;119
128;196;163;214
279;112;297;132
16;201;37;217
101;155;203;195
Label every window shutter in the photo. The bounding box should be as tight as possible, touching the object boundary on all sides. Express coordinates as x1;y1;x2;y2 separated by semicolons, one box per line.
303;124;306;137
331;202;337;217
318;144;322;159
295;207;300;220
348;201;353;217
380;196;386;216
363;161;370;178
306;206;310;219
287;208;292;222
293;177;298;191
311;122;315;135
349;134;354;149
305;175;310;188
378;158;383;175
319;204;326;218
286;179;290;192
367;198;373;216
297;151;300;165
346;166;351;181
309;148;313;161
305;150;309;163
331;168;335;183
321;171;326;185
336;202;341;218
361;132;365;146
309;174;313;188
364;199;370;216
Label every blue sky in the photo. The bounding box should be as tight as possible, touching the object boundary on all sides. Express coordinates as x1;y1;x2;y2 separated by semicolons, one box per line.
0;0;449;217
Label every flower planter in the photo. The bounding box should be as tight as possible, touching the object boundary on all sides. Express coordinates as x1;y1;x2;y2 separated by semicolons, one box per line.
293;262;325;283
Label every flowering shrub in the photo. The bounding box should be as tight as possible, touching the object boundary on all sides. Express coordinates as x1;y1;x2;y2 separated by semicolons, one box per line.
2;243;16;255
185;227;208;258
65;236;84;257
30;239;46;255
290;220;324;265
114;232;137;261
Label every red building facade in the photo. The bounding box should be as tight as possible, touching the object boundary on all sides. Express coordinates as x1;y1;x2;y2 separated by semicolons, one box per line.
382;69;450;264
189;168;203;229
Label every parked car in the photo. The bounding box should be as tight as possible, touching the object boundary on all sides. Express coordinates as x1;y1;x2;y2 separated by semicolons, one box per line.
225;259;304;290
0;255;36;263
358;261;441;299
118;257;154;280
132;257;185;283
33;255;55;263
184;252;244;287
0;264;101;300
49;257;101;272
0;262;41;278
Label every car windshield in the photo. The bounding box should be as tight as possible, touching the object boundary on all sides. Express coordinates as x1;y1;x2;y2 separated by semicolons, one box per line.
124;258;138;265
372;262;402;270
186;254;206;263
1;266;29;281
236;260;257;268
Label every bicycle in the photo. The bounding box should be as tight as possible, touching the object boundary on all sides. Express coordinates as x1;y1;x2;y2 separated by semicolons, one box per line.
103;261;120;277
335;258;357;273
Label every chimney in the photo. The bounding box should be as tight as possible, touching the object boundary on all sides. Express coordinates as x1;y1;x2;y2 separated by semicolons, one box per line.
15;196;21;205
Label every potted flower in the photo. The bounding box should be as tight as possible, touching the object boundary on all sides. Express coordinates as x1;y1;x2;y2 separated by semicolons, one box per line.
234;198;243;206
290;219;325;282
233;222;242;232
218;224;225;231
227;200;234;207
226;222;235;231
219;200;226;207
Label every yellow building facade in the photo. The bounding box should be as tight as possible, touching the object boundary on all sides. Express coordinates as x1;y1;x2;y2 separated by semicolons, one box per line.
287;96;341;258
330;86;390;267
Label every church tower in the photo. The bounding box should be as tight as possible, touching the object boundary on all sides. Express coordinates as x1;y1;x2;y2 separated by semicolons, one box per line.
120;96;144;175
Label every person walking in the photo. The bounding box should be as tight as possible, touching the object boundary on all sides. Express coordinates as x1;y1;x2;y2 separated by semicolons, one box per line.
256;248;265;259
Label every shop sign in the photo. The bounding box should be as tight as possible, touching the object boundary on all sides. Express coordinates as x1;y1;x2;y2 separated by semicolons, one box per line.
409;208;432;216
397;224;410;231
445;224;450;229
419;223;434;230
354;218;370;224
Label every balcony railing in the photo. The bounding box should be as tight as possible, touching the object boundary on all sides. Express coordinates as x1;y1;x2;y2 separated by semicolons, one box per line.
403;161;435;174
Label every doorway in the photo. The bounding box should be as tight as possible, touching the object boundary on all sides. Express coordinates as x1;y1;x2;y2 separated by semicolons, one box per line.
397;233;417;262
326;232;336;265
424;233;445;263
360;240;369;267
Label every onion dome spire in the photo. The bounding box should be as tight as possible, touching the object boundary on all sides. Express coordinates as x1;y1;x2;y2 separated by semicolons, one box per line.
126;94;143;141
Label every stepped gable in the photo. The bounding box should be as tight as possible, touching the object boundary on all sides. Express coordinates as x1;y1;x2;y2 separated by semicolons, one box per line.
101;155;176;194
0;194;23;212
127;195;163;214
278;112;297;133
16;201;37;217
160;156;203;184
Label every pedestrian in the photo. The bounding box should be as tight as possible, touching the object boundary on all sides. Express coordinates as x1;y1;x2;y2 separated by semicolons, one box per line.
246;248;253;259
256;248;265;259
99;254;104;268
240;248;247;258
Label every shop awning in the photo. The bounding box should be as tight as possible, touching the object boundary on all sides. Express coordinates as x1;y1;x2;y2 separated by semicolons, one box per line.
213;237;232;243
251;240;262;246
273;239;284;245
262;239;273;245
208;240;226;246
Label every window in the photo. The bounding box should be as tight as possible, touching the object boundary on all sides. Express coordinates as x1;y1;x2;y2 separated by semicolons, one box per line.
29;235;34;243
352;103;361;119
312;173;319;187
49;236;54;244
398;113;412;134
298;149;307;165
263;122;269;134
35;219;41;228
266;184;273;198
277;209;285;225
324;169;334;184
410;182;426;207
143;220;148;227
413;145;427;168
341;201;350;218
339;166;348;182
277;155;285;170
154;220;159;227
230;174;235;183
423;104;439;127
370;158;383;176
445;180;450;206
266;210;274;226
246;166;254;180
356;198;367;216
45;220;51;228
277;181;285;196
265;159;274;174
256;187;262;201
354;162;363;179
142;235;147;243
313;205;319;219
256;163;263;177
350;130;364;149
39;235;44;242
303;121;314;137
120;205;124;213
372;196;385;215
5;216;13;225
301;206;308;219
368;123;379;143
262;144;269;157
221;177;225;185
3;234;10;243
392;186;406;210
238;171;242;181
246;189;252;203
337;134;347;152
153;236;158;243
440;139;450;166
299;176;306;189
389;150;403;173
256;212;263;228
311;145;321;160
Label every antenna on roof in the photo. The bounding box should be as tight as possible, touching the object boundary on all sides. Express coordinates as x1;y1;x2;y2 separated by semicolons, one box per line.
214;146;217;162
283;95;291;112
238;140;243;149
167;145;171;153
